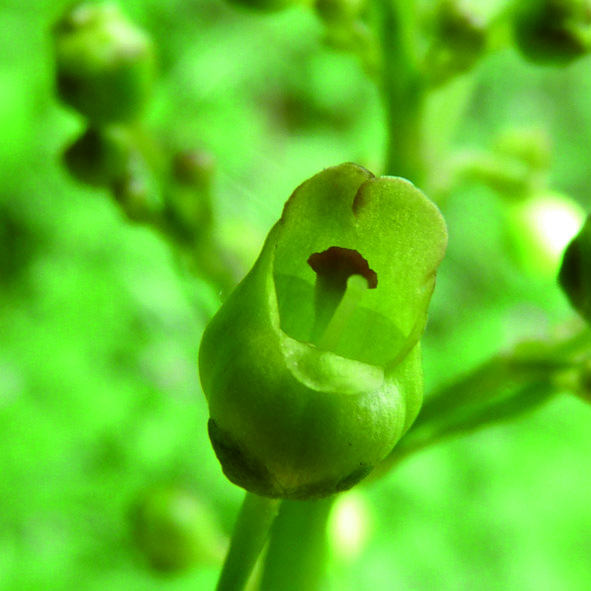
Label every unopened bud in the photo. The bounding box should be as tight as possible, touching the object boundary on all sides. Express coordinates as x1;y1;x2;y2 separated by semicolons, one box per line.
54;3;156;124
512;0;591;66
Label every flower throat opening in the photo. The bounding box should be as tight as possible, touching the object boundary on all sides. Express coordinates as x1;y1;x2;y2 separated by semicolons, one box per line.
307;247;377;350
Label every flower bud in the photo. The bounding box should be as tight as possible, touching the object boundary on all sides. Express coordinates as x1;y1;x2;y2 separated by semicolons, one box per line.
512;0;591;65
426;0;488;84
130;486;224;572
559;214;591;324
62;126;133;187
199;163;447;499
53;3;156;124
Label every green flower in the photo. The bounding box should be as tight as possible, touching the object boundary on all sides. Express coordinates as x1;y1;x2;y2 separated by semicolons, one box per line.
199;163;447;499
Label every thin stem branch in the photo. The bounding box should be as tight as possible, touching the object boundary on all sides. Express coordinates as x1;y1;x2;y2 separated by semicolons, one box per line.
216;493;280;591
376;0;426;183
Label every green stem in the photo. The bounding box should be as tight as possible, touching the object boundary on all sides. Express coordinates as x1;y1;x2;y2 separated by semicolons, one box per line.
259;498;336;591
216;493;280;591
377;0;426;183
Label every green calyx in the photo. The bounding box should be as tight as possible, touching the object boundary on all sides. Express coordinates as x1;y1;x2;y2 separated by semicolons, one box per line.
199;163;447;499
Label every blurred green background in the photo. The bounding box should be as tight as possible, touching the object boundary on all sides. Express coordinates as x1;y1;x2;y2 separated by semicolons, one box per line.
1;0;591;589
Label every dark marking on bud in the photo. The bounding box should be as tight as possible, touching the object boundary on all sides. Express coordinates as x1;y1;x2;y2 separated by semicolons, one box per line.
308;246;378;289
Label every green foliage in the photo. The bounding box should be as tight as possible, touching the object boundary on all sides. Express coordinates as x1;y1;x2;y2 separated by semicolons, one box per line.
2;0;591;590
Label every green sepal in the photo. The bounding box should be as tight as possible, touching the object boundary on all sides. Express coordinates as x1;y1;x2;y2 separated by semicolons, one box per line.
199;163;447;499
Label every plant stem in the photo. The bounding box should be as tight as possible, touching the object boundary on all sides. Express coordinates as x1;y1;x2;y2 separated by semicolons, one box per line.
377;0;426;183
216;492;280;591
259;497;336;591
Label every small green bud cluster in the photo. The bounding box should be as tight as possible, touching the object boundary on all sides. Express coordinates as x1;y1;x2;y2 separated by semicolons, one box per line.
425;0;488;85
512;0;591;65
53;3;163;223
53;3;221;252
